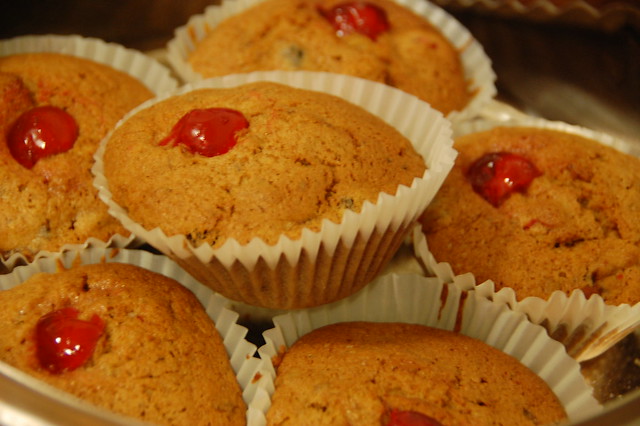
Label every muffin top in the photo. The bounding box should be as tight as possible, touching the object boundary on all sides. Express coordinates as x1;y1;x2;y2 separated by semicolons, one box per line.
420;126;640;305
187;0;472;115
0;262;246;426
267;321;567;425
0;53;153;260
103;81;426;248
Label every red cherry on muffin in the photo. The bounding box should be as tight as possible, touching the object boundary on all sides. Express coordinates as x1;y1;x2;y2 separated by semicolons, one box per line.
321;2;390;40
159;108;249;157
7;106;79;169
387;409;442;426
466;152;541;207
35;307;104;374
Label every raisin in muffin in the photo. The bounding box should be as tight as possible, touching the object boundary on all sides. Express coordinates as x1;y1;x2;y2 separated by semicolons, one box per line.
0;52;153;261
266;321;567;425
185;0;472;116
420;126;640;305
0;262;246;425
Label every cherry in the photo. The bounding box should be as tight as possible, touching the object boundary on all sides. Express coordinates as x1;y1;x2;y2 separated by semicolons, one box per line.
387;409;442;426
35;307;104;374
159;108;249;157
466;152;541;207
7;106;78;169
321;2;390;40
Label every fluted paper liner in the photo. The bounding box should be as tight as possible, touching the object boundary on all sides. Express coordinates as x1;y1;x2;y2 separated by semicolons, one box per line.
0;247;271;425
176;237;424;326
93;71;456;309
414;111;640;362
252;272;602;425
165;0;497;123
0;35;180;273
206;238;427;324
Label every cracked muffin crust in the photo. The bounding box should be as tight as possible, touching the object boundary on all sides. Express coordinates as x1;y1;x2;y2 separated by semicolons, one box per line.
102;81;426;249
0;53;152;261
420;126;640;305
0;262;246;426
266;321;567;425
187;0;472;116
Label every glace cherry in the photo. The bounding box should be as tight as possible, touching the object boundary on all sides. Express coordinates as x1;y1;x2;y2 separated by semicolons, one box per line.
321;2;390;40
387;409;443;426
36;307;104;374
7;106;78;169
466;152;541;207
159;108;249;157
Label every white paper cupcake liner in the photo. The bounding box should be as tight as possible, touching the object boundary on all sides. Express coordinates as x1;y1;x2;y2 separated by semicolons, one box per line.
0;247;271;425
219;237;427;324
92;70;456;309
254;271;602;425
0;35;181;273
460;99;640;157
413;113;640;362
0;236;143;275
166;0;497;122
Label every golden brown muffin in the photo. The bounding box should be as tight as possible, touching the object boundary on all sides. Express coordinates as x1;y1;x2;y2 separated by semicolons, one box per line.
102;81;426;249
267;321;567;425
0;53;153;261
187;0;472;116
420;126;640;305
0;262;246;426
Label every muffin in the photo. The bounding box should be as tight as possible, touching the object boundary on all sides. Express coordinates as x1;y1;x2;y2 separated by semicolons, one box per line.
0;261;247;426
256;272;602;424
94;73;454;309
420;125;640;306
102;80;425;248
175;0;479;117
0;52;154;262
266;321;567;425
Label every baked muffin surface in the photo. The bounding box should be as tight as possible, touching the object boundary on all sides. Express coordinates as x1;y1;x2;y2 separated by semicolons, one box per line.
267;321;567;425
0;53;153;260
103;81;426;248
0;262;246;425
187;0;472;115
421;126;640;305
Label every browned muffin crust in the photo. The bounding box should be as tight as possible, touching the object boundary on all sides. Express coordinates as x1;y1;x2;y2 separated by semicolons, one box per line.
188;0;472;115
267;321;567;425
103;81;426;248
421;126;640;305
0;53;153;260
0;262;246;425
